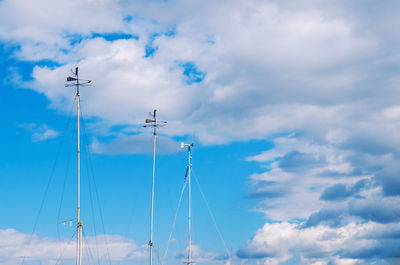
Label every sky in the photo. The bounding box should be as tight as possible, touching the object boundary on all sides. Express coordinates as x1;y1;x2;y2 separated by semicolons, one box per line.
0;0;400;264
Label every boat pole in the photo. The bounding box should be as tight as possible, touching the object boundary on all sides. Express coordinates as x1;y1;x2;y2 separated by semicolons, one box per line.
188;144;192;265
181;142;194;265
150;109;157;265
76;67;82;265
144;110;167;265
65;67;91;265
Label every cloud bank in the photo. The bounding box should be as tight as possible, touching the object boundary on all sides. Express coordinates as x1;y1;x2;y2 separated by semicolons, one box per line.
0;229;145;265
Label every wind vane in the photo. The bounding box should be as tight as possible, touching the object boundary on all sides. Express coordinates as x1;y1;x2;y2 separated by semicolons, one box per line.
65;67;92;94
144;110;167;135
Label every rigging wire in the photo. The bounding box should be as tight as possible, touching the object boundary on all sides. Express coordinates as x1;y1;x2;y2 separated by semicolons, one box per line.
80;110;101;264
21;97;77;265
82;227;97;265
156;180;161;265
80;108;113;265
54;230;78;265
56;96;77;265
85;142;101;264
192;169;231;259
162;177;188;265
165;164;184;258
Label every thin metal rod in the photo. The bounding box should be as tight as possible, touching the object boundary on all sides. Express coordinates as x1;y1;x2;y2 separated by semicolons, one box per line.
149;110;157;265
75;67;82;265
188;146;192;265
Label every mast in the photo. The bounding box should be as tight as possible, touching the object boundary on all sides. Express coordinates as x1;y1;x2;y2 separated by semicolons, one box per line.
66;67;91;265
181;142;194;265
188;144;192;265
144;110;167;265
76;67;82;265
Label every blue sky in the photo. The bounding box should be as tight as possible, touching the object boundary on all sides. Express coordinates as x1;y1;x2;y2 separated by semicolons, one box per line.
1;0;400;264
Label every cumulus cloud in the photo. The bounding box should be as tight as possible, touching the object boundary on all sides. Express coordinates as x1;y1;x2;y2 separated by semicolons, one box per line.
320;179;369;201
0;0;131;62
0;229;145;265
374;164;400;197
244;133;400;262
237;221;400;264
9;0;387;145
247;136;360;220
348;196;400;224
29;37;195;132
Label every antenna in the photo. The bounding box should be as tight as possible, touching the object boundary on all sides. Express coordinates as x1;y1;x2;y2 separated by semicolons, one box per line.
65;67;91;265
144;109;167;265
181;142;195;265
65;67;92;94
143;110;167;134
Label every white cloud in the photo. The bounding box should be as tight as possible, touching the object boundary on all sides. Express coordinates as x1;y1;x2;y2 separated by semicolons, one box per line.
6;0;386;146
91;133;180;155
0;229;145;265
247;136;362;221
20;123;60;142
174;244;230;264
238;221;400;264
244;132;400;262
157;1;376;70
0;0;130;62
29;38;196;130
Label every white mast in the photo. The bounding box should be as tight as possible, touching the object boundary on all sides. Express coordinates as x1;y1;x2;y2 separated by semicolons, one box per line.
76;67;82;265
66;67;91;265
144;110;167;265
181;142;194;265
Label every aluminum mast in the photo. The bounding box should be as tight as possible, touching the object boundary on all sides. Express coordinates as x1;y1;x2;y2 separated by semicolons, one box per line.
66;67;91;265
181;142;194;265
144;110;167;265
